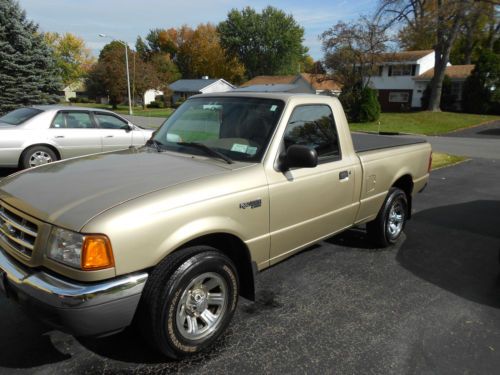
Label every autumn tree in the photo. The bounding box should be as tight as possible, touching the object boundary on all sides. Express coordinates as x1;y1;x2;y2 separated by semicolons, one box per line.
451;2;499;64
44;32;95;86
87;41;158;109
218;6;308;77
177;23;245;83
0;0;61;113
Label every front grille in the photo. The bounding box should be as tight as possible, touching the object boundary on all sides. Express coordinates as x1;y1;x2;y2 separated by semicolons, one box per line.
0;202;38;257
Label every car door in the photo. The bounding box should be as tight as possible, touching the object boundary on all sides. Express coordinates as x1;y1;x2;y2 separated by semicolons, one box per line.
48;111;102;158
93;112;134;152
266;104;359;264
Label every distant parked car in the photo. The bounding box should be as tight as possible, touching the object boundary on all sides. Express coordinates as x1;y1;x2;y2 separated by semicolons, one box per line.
0;106;154;169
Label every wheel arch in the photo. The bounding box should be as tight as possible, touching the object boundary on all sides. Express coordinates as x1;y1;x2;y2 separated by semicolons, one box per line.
18;143;61;167
391;174;413;218
167;233;256;301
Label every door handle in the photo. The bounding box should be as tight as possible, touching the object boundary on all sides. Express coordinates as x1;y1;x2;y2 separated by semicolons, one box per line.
105;135;114;138
54;135;64;139
339;170;350;180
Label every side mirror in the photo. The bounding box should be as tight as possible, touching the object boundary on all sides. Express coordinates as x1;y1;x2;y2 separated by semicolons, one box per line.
125;124;134;132
280;145;318;171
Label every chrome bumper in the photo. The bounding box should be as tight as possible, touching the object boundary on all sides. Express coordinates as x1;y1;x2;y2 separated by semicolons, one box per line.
0;247;148;336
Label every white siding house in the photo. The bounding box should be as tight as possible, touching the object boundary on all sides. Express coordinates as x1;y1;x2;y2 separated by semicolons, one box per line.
367;50;436;110
169;78;235;103
143;89;163;106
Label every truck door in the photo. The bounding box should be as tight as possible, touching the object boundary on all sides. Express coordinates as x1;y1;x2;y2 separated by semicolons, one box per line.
266;104;359;264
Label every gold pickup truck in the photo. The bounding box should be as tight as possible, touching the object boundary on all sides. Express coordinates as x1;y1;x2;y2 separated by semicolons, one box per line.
0;93;431;359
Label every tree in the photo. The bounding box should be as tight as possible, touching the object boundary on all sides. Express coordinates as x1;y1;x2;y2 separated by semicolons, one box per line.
377;0;481;111
306;60;327;74
451;2;498;64
218;6;308;77
462;50;500;114
0;0;61;114
87;41;158;109
321;17;388;121
420;75;455;110
43;32;95;86
177;23;245;83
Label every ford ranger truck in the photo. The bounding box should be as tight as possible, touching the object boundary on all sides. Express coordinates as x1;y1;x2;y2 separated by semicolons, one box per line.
0;93;431;359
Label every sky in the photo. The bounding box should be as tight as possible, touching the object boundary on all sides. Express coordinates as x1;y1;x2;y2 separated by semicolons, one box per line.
18;0;376;61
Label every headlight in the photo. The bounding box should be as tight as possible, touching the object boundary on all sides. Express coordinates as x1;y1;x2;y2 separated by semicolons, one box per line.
47;227;114;270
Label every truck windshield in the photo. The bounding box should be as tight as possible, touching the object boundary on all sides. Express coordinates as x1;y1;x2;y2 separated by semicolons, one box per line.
0;108;43;125
153;97;285;163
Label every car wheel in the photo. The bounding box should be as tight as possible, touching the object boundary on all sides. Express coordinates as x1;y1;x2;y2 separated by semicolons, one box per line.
366;187;408;247
21;146;58;169
138;246;239;359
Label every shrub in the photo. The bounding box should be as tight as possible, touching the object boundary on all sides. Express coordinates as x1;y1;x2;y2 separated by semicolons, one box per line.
339;84;381;122
68;97;78;103
147;100;163;108
358;87;381;122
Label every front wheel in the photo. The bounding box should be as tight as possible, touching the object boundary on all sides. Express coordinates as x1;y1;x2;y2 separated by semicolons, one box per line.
366;187;408;247
138;246;239;359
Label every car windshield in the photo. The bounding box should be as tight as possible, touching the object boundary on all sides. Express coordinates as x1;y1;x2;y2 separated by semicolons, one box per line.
0;108;43;125
153;97;285;163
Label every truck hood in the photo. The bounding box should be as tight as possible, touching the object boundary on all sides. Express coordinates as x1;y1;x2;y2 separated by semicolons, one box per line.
0;148;233;231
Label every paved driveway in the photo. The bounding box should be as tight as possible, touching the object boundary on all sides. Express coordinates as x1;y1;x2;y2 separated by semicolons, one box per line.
1;155;499;373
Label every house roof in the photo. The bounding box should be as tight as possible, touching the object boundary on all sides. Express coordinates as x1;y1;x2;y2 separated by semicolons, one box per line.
234;84;306;93
300;73;342;91
169;79;220;92
415;65;475;80
379;50;434;63
240;75;296;87
241;74;342;92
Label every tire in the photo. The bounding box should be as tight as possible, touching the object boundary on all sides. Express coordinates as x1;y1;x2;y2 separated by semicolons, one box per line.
138;246;239;359
21;146;58;169
366;187;408;247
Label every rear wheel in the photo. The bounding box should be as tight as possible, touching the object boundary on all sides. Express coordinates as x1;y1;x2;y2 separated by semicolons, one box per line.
138;246;239;359
21;146;58;169
367;187;408;247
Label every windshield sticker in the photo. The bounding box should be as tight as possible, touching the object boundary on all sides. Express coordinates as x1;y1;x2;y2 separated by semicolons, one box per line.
270;105;278;112
246;146;257;156
231;143;248;153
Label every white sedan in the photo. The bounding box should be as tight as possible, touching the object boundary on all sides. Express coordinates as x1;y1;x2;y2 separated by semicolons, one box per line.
0;105;154;169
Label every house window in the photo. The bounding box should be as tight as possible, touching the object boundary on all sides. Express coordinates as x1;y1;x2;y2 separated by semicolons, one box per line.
388;64;414;76
451;82;463;101
389;92;409;103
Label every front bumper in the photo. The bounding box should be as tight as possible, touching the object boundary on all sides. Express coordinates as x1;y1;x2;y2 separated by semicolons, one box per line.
0;247;148;337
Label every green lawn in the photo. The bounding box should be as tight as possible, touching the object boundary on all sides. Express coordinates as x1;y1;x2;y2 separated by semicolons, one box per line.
350;111;500;136
62;102;174;118
431;152;468;170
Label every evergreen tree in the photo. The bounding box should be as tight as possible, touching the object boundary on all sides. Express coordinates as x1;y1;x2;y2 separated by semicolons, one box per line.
462;50;500;114
0;0;61;114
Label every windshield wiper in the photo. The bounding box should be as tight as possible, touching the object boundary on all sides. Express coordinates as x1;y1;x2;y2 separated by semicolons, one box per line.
177;142;233;164
145;139;165;152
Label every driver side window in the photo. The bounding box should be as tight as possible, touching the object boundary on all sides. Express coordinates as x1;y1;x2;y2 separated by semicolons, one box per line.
283;105;340;161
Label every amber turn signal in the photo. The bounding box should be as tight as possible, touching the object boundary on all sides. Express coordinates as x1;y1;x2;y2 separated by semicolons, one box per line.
81;235;115;270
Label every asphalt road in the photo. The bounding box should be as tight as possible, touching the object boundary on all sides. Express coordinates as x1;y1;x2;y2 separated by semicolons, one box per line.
123;115;165;129
420;121;500;160
1;148;500;374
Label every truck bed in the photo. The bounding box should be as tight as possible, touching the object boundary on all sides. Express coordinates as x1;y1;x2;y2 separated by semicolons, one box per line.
352;133;426;153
